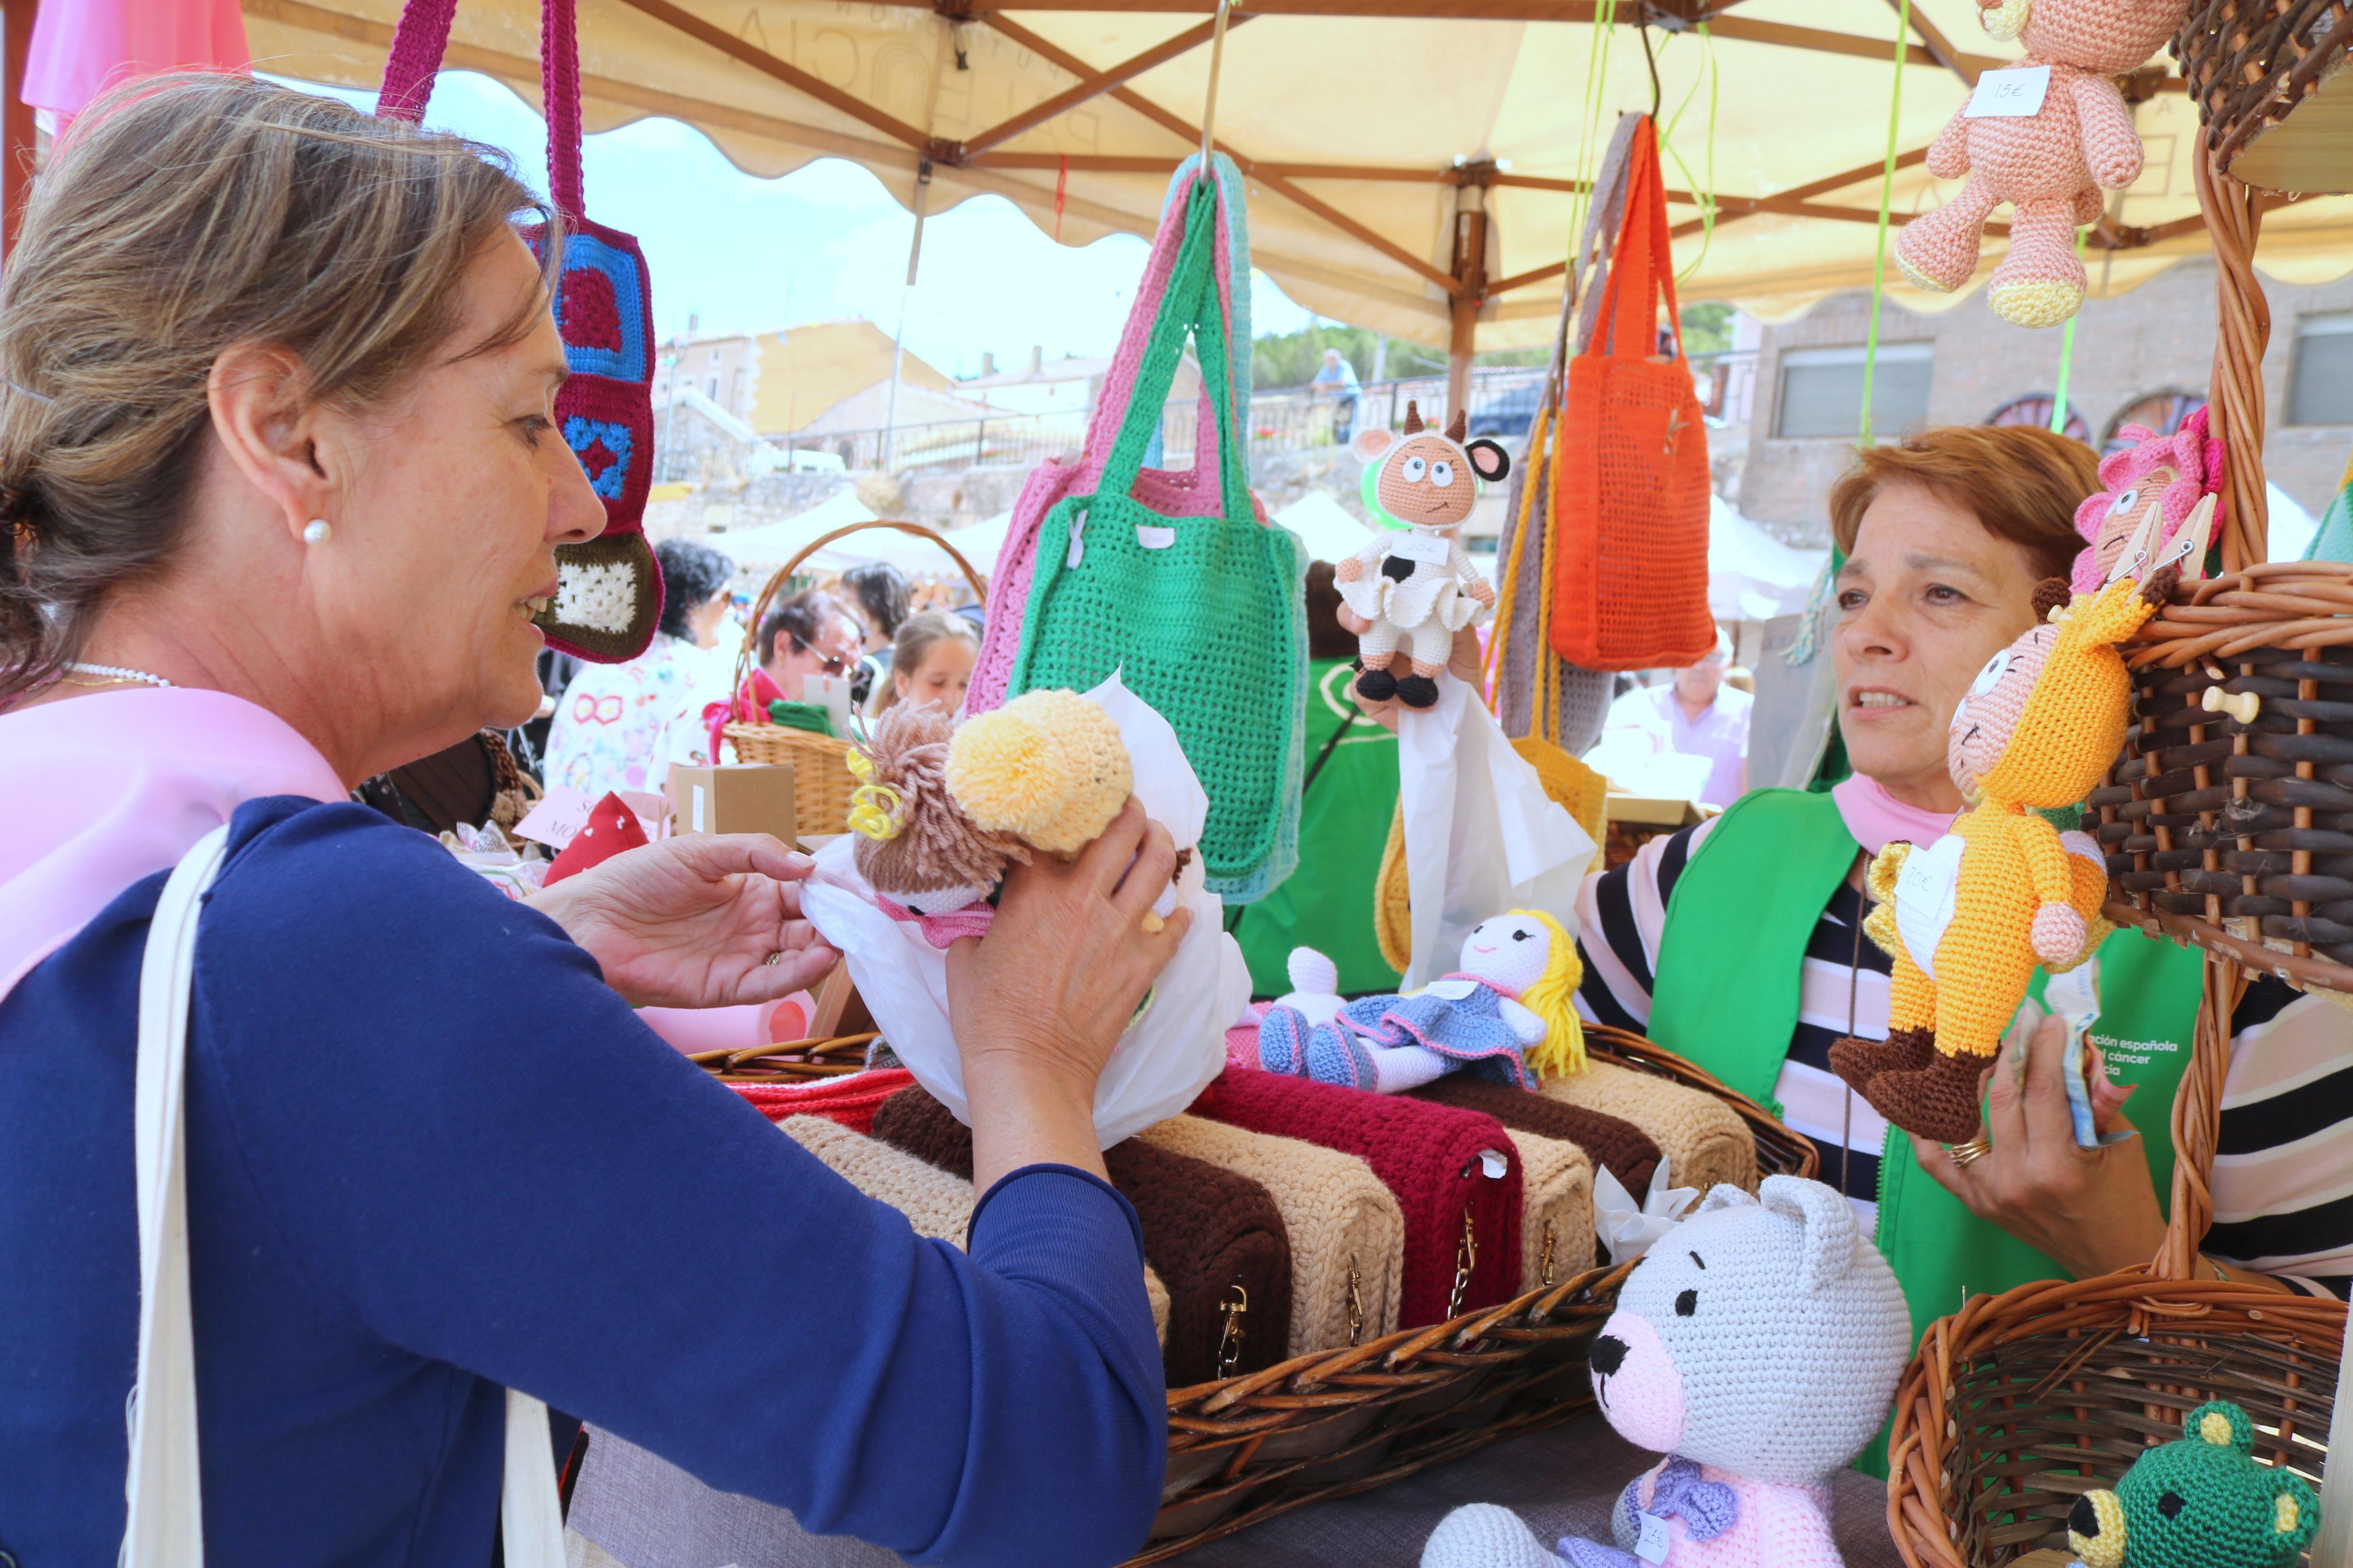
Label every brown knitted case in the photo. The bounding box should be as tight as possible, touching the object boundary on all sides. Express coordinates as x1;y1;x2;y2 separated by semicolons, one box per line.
1412;1076;1663;1197
778;1114;1172;1346
1534;1059;1756;1194
1138;1114;1403;1356
868;1087;1294;1385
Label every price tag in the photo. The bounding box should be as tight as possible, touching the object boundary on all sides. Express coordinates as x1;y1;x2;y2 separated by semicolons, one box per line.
1636;1511;1673;1564
1390;531;1451;566
1893;833;1966;982
1135;524;1177;549
1964;64;2051;118
1424;978;1479;1000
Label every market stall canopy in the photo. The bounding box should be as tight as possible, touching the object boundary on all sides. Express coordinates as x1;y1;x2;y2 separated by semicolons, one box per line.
245;0;2353;349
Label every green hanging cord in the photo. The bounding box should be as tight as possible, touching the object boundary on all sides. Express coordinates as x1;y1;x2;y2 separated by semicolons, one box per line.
1563;0;1619;269
1659;23;1720;286
1858;0;1914;449
2048;229;2089;435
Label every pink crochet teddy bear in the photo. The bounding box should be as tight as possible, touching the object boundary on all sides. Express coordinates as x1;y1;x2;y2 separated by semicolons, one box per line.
1893;0;2189;328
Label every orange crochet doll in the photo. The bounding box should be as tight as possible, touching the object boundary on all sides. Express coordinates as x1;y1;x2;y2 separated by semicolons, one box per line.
1892;0;2189;329
1830;570;2175;1143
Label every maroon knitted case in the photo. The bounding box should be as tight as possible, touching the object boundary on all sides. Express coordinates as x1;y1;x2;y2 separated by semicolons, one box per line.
1188;1069;1521;1328
869;1086;1294;1386
1411;1076;1663;1198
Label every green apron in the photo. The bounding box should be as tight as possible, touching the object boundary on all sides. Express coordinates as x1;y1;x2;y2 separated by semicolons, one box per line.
1232;659;1404;996
1646;789;2205;1469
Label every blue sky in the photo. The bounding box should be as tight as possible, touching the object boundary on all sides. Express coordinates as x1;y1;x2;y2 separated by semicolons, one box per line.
287;71;1316;378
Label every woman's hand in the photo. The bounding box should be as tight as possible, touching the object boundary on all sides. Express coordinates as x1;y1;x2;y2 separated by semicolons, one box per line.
947;798;1190;1189
528;834;837;1009
1907;1015;2166;1279
1335;605;1484;733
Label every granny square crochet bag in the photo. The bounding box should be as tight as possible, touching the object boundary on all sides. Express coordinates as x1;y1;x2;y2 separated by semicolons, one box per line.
967;152;1257;716
378;0;664;665
1548;115;1715;673
1005;173;1305;893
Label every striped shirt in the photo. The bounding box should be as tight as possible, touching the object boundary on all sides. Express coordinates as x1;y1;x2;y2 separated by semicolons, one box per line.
1574;818;2351;1299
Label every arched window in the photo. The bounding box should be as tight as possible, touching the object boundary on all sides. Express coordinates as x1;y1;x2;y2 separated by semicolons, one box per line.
1985;394;2091;445
2102;390;2203;454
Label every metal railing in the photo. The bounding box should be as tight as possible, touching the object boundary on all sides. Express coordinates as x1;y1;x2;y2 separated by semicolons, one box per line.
660;350;1760;480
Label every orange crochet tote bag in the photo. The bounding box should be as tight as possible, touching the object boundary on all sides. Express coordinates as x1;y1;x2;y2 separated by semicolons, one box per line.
1548;116;1715;672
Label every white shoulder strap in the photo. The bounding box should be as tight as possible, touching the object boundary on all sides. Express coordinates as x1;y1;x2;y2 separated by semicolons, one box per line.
119;825;565;1566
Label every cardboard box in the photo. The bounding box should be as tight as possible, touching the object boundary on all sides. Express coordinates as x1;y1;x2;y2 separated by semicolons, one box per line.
665;763;798;842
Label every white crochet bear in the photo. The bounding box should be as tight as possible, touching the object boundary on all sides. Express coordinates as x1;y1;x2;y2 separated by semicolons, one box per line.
1421;1176;1911;1568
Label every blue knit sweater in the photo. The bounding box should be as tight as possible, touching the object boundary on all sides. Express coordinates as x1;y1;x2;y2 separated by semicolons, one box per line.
0;798;1165;1566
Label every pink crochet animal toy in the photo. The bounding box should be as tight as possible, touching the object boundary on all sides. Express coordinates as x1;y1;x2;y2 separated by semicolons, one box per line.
2070;407;2226;593
1893;0;2189;328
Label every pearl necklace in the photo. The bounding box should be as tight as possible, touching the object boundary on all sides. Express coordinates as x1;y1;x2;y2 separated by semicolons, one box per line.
65;661;177;689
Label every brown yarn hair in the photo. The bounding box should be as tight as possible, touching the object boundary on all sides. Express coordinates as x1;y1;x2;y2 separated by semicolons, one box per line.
0;72;557;706
1827;424;2099;586
873;609;978;715
851;702;1026;898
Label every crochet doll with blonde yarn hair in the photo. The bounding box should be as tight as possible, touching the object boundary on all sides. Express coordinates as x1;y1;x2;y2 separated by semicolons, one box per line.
1829;569;2175;1143
1259;911;1586;1093
1891;0;2191;328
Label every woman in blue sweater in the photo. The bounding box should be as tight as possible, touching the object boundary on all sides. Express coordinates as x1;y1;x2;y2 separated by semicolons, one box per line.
0;76;1179;1566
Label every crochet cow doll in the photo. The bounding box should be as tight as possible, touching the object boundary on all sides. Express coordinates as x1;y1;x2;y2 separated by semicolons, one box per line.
1337;401;1510;709
1830;569;2176;1144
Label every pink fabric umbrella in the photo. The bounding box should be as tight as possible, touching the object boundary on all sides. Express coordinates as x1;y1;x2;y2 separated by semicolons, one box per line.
24;0;249;121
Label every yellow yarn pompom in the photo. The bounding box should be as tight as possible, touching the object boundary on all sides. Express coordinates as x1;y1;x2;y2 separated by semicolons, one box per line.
946;689;1133;854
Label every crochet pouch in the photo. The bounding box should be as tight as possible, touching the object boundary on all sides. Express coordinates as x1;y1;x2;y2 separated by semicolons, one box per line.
1537;1059;1756;1196
1189;1068;1521;1328
1547;115;1714;673
967;154;1255;716
871;1086;1291;1384
378;0;663;665
1007;175;1306;891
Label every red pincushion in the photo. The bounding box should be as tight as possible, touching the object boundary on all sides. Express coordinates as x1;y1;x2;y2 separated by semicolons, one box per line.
541;791;648;886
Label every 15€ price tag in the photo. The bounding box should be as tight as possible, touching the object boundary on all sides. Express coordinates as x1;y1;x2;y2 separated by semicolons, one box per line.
1965;64;2051;118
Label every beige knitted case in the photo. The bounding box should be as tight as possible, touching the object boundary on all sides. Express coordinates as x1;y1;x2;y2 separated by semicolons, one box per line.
1138;1114;1404;1356
778;1115;1172;1345
1536;1059;1757;1194
1499;1129;1594;1294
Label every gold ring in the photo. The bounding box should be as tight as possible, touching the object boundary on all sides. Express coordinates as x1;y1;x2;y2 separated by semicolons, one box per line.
1948;1136;1993;1169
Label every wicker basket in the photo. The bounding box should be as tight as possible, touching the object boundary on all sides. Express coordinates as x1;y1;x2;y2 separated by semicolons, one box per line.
1128;1022;1815;1560
2175;0;2353;193
1886;969;2345;1566
720;520;990;839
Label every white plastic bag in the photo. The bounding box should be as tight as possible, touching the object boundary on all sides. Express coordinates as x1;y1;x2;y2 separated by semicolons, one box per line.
1394;678;1597;989
800;675;1248;1148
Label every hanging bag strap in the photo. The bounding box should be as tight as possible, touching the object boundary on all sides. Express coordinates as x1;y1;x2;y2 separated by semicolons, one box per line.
377;0;588;220
1589;118;1685;368
118;825;565;1566
1093;180;1251;522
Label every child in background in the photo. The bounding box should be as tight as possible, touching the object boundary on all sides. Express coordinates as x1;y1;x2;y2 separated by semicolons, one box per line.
875;611;979;716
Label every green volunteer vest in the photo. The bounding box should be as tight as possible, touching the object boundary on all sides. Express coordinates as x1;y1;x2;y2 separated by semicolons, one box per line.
1646;789;2205;1468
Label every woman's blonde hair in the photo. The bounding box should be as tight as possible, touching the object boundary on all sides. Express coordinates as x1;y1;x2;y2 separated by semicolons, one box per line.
0;72;558;703
876;609;979;714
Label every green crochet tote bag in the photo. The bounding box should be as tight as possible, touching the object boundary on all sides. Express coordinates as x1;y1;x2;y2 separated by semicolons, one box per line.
1007;177;1306;887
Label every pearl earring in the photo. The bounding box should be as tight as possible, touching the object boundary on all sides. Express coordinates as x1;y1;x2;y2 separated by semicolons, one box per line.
302;519;331;545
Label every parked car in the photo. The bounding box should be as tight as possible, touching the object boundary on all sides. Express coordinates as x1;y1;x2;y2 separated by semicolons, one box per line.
1467;382;1543;440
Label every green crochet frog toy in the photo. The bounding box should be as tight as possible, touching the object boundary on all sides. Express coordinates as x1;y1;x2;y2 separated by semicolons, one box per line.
2066;1400;2319;1568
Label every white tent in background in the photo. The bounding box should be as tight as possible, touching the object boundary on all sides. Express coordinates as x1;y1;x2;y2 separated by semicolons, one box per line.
946;511;1017;581
1275;490;1382;564
714;488;989;579
2263;482;2320;563
1710;495;1829;624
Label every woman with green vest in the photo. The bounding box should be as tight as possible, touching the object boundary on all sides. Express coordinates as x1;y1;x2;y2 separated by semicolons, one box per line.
1355;424;2350;1364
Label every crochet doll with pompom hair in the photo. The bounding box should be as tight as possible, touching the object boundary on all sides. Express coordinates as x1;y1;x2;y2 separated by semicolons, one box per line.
1892;0;2192;329
1829;569;2174;1143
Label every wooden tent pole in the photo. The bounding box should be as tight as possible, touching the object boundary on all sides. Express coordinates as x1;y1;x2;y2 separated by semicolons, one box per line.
1446;182;1489;418
2;0;31;264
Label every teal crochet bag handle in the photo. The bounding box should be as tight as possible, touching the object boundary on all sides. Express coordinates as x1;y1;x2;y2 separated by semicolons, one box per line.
1007;176;1306;888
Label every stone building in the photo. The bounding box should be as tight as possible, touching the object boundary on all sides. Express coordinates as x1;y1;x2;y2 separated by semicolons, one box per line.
1736;261;2353;545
